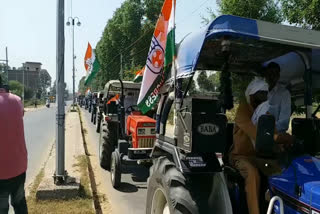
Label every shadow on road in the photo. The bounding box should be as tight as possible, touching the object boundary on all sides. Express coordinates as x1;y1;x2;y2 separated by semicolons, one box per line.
117;182;139;193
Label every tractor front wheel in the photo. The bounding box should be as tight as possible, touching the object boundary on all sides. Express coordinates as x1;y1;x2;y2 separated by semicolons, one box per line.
111;150;121;188
99;121;117;170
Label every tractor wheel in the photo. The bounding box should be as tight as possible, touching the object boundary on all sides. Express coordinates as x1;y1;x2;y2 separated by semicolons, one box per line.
96;115;101;133
99;121;117;171
146;157;199;214
91;111;94;123
111;150;121;188
93;112;97;125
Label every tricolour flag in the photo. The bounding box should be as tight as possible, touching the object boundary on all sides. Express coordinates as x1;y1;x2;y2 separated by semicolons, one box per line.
137;0;176;113
84;43;100;85
133;67;145;83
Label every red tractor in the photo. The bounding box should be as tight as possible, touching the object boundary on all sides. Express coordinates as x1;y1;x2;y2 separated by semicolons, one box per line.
98;80;156;188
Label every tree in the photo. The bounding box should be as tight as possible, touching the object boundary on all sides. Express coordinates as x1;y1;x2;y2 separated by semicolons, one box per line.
39;69;52;98
218;0;282;23
197;71;220;92
95;0;164;87
9;80;23;97
281;0;320;30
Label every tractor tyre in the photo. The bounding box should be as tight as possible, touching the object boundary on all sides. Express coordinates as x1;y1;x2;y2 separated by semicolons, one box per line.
99;121;117;171
111;150;121;188
91;111;94;123
146;157;199;214
96;115;101;133
93;111;97;125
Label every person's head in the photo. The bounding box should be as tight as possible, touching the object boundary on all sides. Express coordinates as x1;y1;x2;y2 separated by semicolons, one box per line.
264;62;280;90
245;78;268;109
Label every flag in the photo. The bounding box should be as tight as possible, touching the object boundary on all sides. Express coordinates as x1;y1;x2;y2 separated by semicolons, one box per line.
137;0;176;114
133;67;145;83
107;94;120;105
85;88;91;95
84;43;100;85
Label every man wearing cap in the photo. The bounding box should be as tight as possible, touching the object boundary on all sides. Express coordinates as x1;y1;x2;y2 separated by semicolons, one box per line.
229;78;292;214
265;62;291;133
0;75;28;213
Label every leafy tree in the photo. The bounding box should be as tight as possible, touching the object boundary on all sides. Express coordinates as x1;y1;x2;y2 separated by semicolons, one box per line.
39;69;52;98
9;80;23;97
218;0;282;23
95;0;164;87
197;71;220;92
281;0;320;30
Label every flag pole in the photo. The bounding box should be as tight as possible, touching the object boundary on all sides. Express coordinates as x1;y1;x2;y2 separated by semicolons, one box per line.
172;0;177;139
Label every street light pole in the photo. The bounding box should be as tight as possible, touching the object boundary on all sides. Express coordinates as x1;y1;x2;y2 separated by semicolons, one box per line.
66;17;81;110
55;0;66;184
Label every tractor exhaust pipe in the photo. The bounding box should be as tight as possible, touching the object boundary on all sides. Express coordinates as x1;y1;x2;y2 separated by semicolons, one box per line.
119;79;126;139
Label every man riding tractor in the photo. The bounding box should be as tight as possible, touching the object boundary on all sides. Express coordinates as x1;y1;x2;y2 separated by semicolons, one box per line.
145;15;320;214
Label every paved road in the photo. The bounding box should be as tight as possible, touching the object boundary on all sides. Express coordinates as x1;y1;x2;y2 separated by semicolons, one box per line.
24;101;71;187
80;108;149;214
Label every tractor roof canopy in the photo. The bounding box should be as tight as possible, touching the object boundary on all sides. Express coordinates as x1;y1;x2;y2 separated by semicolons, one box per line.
103;80;141;91
175;15;320;89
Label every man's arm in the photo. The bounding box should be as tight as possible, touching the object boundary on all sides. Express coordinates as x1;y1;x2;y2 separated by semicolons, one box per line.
276;90;291;132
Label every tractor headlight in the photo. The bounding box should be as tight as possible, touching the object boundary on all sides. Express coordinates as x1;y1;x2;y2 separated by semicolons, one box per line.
138;128;146;135
151;129;156;135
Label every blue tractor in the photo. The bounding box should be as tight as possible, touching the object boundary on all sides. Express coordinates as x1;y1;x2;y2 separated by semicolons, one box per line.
146;15;320;214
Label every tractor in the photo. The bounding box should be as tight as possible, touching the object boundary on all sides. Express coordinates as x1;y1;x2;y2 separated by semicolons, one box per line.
98;80;156;188
95;91;104;133
145;15;320;214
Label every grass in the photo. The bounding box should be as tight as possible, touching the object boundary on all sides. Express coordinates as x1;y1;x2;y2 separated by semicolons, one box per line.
26;155;95;214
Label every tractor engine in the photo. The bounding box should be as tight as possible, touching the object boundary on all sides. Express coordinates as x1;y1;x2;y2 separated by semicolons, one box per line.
127;115;156;149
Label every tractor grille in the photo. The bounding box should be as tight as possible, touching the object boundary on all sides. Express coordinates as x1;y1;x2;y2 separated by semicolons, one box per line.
138;138;155;148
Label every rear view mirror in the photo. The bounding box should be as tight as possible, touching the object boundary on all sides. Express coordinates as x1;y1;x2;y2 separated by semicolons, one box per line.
256;115;275;157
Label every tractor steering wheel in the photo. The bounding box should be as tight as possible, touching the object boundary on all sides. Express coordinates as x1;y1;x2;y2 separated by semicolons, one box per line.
126;105;139;114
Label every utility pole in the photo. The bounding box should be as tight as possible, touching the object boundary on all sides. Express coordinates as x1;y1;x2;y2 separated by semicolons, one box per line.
120;54;123;79
5;47;8;81
66;17;81;110
55;0;67;184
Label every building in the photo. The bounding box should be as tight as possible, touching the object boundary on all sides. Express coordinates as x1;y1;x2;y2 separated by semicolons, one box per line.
8;62;42;91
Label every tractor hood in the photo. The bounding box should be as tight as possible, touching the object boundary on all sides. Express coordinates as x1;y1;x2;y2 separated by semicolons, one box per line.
269;156;320;212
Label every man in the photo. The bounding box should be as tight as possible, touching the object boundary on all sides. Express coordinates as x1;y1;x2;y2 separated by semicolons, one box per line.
230;78;292;214
265;62;291;133
0;75;28;214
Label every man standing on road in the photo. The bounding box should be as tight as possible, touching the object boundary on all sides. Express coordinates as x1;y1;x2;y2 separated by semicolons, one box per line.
0;75;28;214
264;62;291;133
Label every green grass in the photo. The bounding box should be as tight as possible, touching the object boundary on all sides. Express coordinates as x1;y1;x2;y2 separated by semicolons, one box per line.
26;155;95;214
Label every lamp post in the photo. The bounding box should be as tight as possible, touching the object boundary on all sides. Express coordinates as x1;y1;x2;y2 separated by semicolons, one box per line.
66;17;81;109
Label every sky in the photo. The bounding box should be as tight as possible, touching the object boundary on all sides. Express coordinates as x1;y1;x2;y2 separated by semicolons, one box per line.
0;0;217;91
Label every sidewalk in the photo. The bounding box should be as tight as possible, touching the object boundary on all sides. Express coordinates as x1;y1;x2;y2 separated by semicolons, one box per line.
26;108;96;213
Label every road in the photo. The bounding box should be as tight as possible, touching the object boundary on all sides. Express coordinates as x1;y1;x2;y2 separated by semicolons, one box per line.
24;102;71;188
80;108;149;214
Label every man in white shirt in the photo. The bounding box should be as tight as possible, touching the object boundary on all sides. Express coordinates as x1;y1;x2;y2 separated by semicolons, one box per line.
264;62;291;133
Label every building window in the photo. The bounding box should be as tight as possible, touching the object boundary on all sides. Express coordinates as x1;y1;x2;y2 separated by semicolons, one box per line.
27;67;29;70
36;68;39;71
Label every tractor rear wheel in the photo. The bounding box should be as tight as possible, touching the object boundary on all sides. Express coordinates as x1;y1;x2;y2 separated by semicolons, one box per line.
111;150;121;188
99;121;117;171
146;157;199;214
